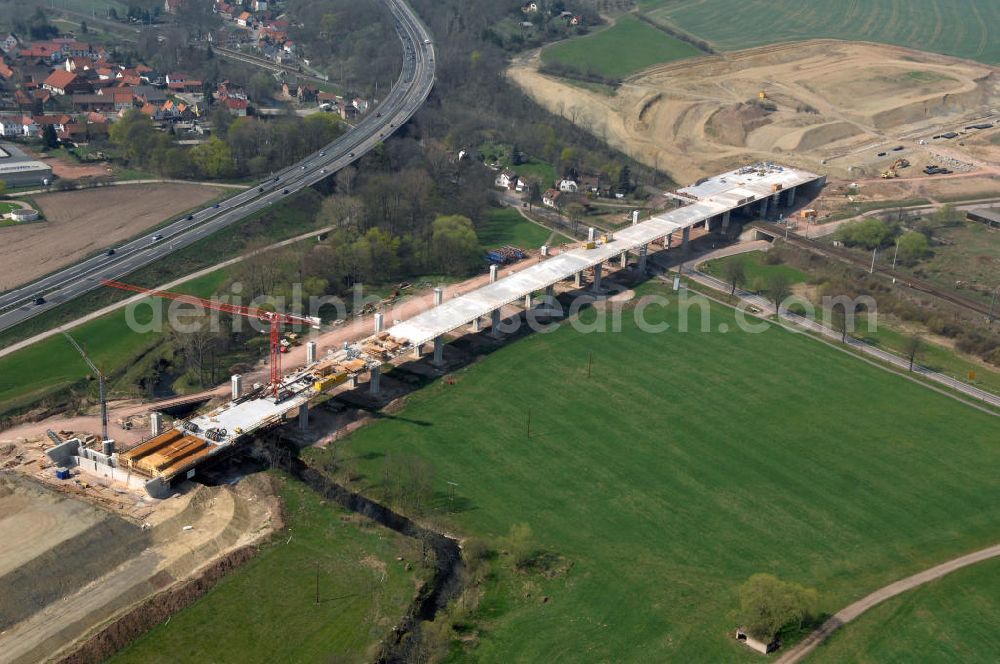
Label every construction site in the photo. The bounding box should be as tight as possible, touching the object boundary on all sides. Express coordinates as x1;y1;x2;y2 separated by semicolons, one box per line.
0;163;824;505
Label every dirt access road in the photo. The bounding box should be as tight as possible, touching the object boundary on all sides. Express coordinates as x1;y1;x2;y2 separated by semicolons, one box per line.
776;543;1000;663
0;183;228;291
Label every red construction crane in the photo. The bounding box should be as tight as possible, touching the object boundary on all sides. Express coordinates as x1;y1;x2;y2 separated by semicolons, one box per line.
103;279;320;397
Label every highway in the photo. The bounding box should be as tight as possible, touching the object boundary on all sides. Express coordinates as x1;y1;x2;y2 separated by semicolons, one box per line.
0;0;434;334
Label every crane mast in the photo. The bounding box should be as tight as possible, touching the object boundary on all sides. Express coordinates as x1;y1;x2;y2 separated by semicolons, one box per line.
102;280;320;397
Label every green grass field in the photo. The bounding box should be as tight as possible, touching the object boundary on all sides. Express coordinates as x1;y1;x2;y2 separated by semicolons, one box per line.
478;208;567;251
0;268;229;416
649;0;1000;64
541;15;702;80
809;556;1000;663
701;251;810;288
319;282;1000;661
110;475;423;664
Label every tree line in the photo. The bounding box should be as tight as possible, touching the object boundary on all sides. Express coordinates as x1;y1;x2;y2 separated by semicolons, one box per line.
108;109;345;179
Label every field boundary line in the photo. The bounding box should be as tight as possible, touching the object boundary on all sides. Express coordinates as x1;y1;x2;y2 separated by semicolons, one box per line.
776;542;1000;663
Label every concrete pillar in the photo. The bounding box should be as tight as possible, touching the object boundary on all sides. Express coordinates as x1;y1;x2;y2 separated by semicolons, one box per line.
593;263;603;291
471;317;481;332
524;293;532;309
667;233;673;250
541;245;549;257
150;412;163;438
619;251;627;268
574;271;583;288
786;186;796;208
682;226;690;254
772;193;780;215
545;284;555;298
489;264;498;283
370;366;381;396
705;216;715;232
413;343;421;358
374;312;384;333
298;403;309;431
306;341;317;365
638;244;648;272
632;209;640;225
433;336;444;365
491;309;502;337
722;210;731;232
760;197;769;219
230;374;242;400
587;227;596;242
434;287;444;306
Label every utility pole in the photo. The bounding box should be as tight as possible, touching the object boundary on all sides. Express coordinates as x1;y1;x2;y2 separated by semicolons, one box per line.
892;238;900;270
989;286;1000;327
870;247;877;274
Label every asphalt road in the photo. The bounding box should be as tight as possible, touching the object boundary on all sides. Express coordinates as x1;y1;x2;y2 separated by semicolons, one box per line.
0;0;434;334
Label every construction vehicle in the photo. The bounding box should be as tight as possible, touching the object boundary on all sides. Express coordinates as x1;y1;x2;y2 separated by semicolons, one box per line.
799;208;818;221
881;158;910;179
62;332;108;442
103;280;320;398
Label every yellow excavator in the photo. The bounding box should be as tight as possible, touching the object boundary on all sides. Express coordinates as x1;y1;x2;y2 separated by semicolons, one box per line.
881;157;910;178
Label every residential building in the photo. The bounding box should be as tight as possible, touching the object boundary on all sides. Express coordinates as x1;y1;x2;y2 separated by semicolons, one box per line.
542;188;561;208
495;169;518;190
42;70;92;95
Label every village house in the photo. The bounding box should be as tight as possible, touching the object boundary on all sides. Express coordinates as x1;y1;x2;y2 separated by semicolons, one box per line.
558;178;579;193
495;169;518;190
42;70;92;95
0;34;18;54
542;188;562;208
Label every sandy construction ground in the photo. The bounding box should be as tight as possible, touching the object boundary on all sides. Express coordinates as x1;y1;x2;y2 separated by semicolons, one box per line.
0;183;227;291
509;40;1000;184
0;469;277;664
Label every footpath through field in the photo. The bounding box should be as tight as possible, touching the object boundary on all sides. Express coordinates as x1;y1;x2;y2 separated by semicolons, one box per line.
775;542;1000;663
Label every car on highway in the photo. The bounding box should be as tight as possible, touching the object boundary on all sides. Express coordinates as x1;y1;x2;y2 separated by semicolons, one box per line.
349;152;354;157
187;214;194;220
282;189;289;194
320;151;326;156
258;186;264;192
423;39;431;44
320;168;326;174
106;249;116;257
301;165;306;170
34;296;45;305
213;203;221;208
151;234;164;242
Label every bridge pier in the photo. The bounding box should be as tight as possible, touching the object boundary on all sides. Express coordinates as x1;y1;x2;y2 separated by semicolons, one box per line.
574;271;583;288
593;263;603;291
524;292;532;309
682;227;690;254
667;232;673;250
370;366;381;396
471;316;481;332
722;210;731;232
759;197;769;219
619;251;627;268
491;309;502;337
786;186;796;208
638;244;648;273
298;403;309;431
433;335;444;366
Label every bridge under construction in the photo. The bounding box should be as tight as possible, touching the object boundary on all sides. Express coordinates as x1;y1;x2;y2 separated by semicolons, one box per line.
53;163;823;497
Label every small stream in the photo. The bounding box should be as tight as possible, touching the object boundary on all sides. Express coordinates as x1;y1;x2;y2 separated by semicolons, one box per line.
287;457;463;663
